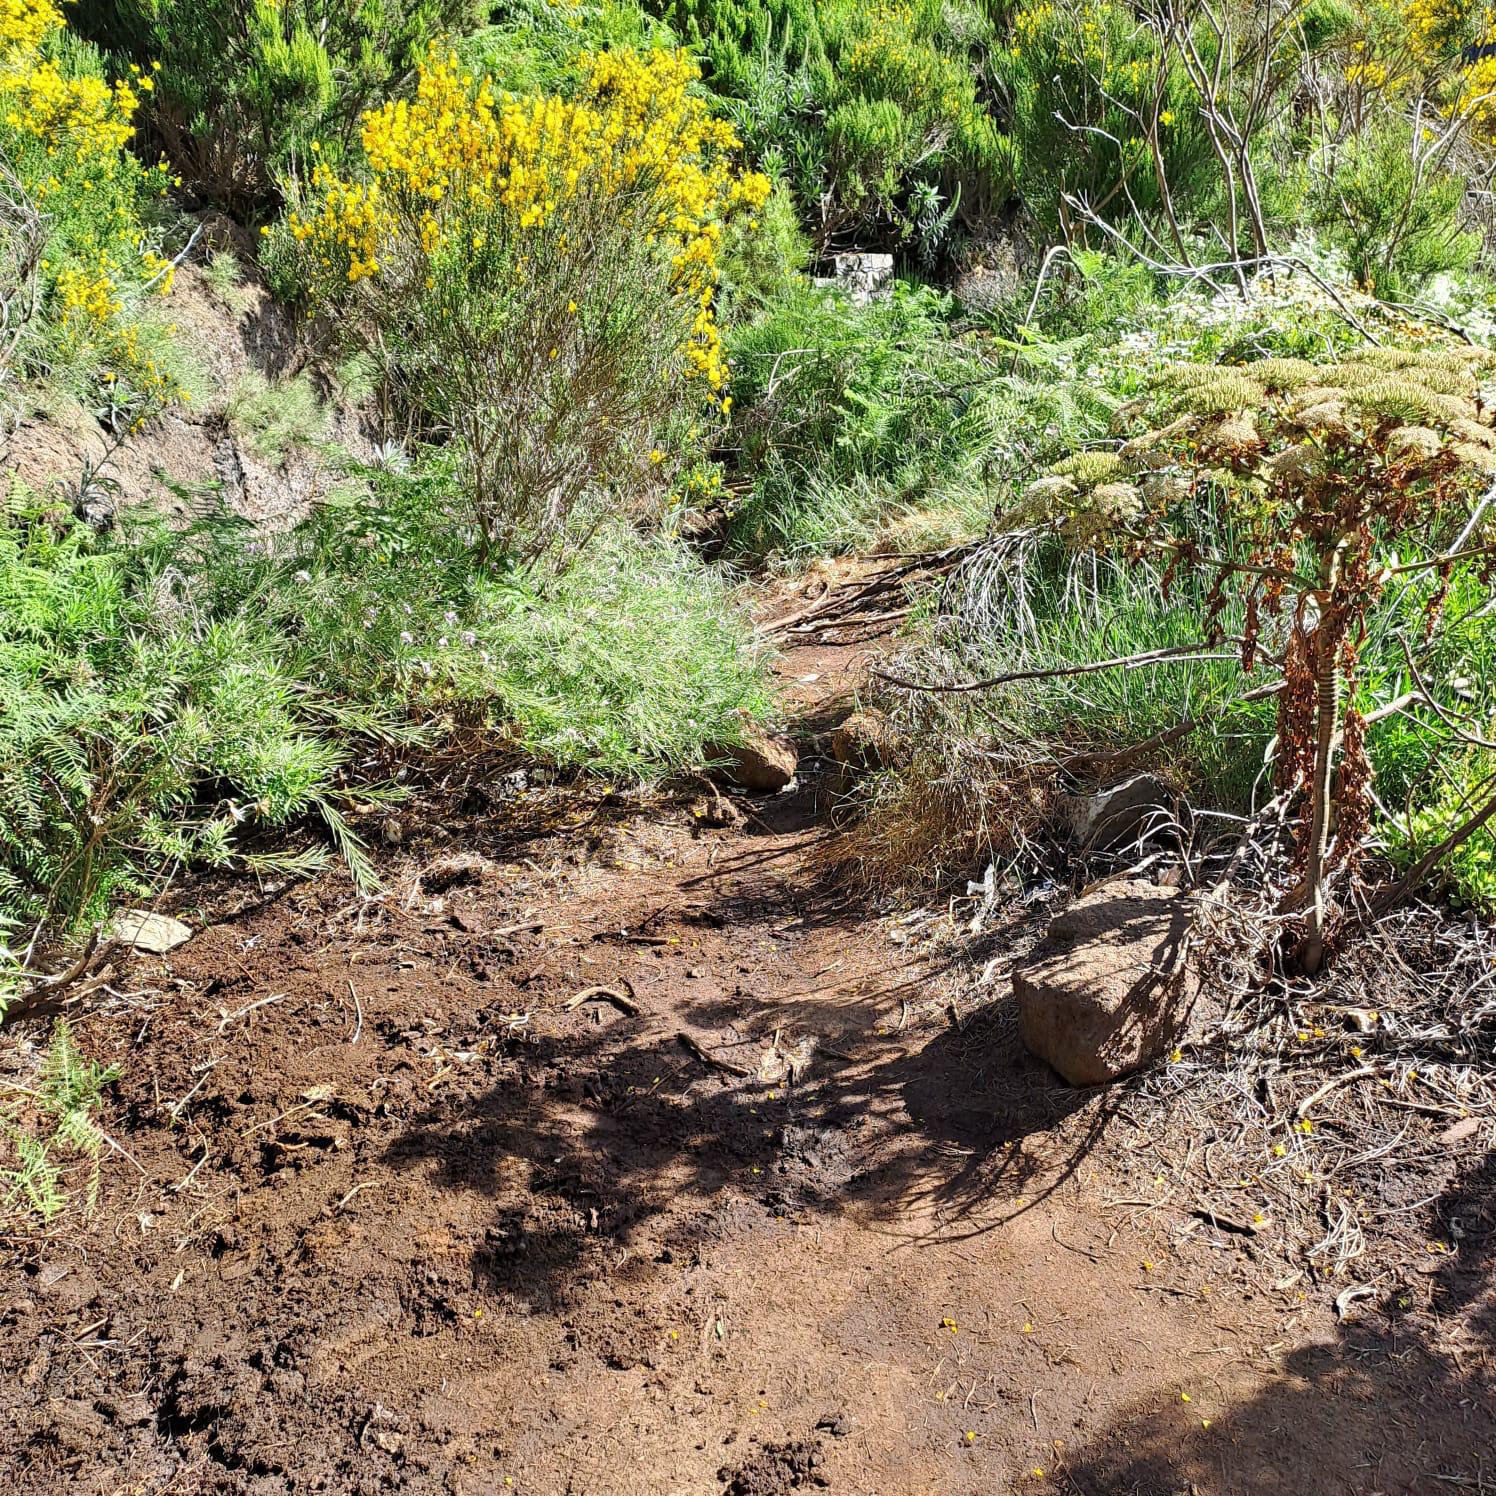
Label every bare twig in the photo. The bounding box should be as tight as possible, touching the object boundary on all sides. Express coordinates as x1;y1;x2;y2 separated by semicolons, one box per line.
565;983;640;1016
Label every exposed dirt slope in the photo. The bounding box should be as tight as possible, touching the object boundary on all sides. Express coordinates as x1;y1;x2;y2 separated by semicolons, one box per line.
3;602;1492;1495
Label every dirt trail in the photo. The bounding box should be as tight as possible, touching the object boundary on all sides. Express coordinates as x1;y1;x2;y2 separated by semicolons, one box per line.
4;578;1493;1494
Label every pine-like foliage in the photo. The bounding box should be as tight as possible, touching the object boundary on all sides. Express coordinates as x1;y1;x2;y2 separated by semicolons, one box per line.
0;482;394;944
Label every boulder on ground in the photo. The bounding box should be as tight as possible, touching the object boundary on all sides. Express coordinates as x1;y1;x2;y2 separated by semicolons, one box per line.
109;909;194;955
1013;878;1205;1086
1062;772;1179;850
708;713;798;794
828;708;904;776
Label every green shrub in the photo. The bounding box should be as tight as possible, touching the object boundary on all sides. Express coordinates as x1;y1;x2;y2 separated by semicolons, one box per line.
723;280;1112;560
459;0;677;93
226;369;330;463
993;0;1218;239
0;481;403;942
240;454;776;777
661;0;1015;256
70;0;481;214
1311;121;1479;298
717;175;810;314
201;248;257;315
1387;749;1496;913
0;445;776;945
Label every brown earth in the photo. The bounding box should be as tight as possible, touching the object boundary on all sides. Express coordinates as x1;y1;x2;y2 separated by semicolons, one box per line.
1;239;370;531
3;606;1493;1495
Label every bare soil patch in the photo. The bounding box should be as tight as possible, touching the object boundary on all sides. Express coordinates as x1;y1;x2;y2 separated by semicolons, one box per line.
3;597;1493;1494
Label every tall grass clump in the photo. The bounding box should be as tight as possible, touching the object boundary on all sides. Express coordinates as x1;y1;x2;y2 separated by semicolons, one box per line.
225;456;777;778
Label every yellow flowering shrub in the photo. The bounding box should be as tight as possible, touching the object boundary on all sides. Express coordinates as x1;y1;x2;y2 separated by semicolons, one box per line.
0;0;182;420
289;45;768;563
1345;2;1496;141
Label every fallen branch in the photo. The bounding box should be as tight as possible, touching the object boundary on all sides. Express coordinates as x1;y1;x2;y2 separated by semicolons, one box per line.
875;639;1247;695
565;983;639;1016
676;1031;751;1077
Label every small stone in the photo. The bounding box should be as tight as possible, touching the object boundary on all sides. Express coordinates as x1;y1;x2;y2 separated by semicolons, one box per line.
108;909;193;954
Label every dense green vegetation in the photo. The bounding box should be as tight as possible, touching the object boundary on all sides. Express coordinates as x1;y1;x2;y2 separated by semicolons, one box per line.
4;0;1496;993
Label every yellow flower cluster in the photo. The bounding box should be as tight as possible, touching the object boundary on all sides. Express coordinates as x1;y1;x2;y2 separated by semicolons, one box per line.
1011;2;1057;50
0;0;55;58
292;46;769;394
2;0;150;152
1;0;177;407
56;265;123;323
1011;2;1124;80
1349;2;1496;141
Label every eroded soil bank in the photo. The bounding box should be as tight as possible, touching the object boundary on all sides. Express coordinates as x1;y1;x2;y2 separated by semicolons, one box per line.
4;616;1493;1496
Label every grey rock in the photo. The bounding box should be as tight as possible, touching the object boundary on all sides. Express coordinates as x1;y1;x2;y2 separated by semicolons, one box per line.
108;909;194;954
812;252;894;306
1064;772;1180;850
1014;879;1208;1086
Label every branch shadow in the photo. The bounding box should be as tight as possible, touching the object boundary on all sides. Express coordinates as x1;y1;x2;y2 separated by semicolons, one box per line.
383;982;1123;1316
1053;1144;1496;1494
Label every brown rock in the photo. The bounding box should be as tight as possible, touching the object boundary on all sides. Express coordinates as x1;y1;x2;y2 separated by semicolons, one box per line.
1013;879;1206;1086
108;909;193;954
707;713;797;793
828;708;904;776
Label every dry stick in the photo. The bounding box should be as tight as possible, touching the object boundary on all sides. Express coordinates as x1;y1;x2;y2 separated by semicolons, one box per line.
166;1061;220;1123
346;979;364;1045
875;639;1246;695
1399;638;1496;752
1296;1064;1380;1119
675;1032;752;1077
1008;244;1072;376
565;983;639;1016
216;991;288;1035
22;929;101;995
